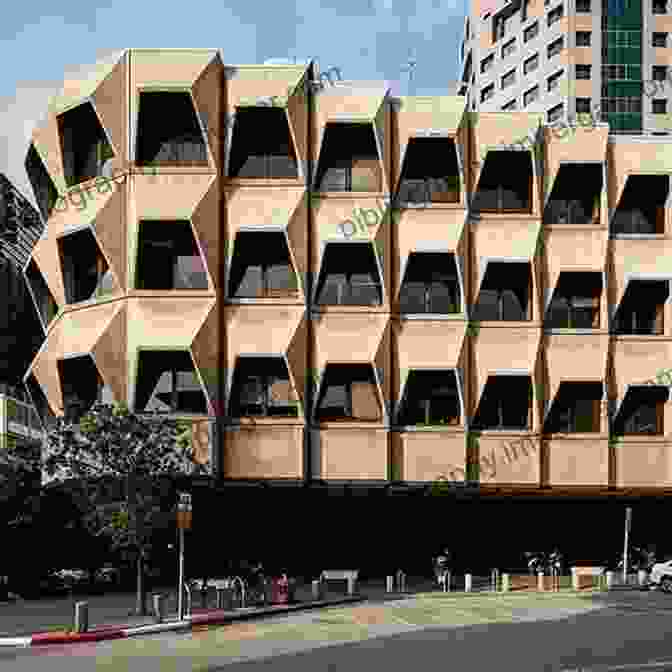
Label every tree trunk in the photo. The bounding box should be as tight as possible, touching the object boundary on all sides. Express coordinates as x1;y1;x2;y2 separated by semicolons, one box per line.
135;550;146;616
126;472;146;616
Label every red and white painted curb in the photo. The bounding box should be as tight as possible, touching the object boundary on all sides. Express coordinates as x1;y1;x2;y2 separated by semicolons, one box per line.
0;596;364;647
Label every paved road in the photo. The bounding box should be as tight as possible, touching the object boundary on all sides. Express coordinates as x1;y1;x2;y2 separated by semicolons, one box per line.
2;591;672;671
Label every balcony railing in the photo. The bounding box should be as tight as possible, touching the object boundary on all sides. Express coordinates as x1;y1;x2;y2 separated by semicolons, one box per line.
0;393;44;442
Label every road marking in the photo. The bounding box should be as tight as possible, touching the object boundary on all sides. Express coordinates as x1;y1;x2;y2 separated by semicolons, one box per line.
566;661;672;671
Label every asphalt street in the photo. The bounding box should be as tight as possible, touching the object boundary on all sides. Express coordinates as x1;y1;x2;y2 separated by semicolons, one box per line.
2;592;672;671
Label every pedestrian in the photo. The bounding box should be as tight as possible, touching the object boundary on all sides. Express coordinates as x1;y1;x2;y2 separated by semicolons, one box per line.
434;548;451;590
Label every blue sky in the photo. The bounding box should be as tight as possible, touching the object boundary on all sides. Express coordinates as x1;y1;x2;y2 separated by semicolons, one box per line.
0;0;468;207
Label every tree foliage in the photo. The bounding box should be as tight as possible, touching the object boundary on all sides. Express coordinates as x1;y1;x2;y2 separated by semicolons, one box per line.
42;401;199;612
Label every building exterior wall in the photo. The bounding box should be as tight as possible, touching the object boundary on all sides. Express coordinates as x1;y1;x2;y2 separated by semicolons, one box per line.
461;0;672;135
23;48;672;497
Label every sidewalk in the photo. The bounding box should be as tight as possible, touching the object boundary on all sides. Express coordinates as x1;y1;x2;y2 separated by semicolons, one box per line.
0;575;483;646
0;573;620;648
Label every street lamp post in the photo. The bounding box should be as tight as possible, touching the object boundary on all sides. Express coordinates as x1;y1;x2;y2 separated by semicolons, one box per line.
176;492;192;620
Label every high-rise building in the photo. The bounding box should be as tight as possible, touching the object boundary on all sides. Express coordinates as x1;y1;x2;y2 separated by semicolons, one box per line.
460;0;672;135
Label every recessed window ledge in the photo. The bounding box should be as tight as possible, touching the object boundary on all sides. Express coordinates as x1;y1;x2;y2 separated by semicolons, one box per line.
317;421;386;429
316;191;389;200
476;320;539;328
400;313;465;321
612;436;668;445
611;233;666;240
543;328;603;335
470;429;536;437
544;432;608;440
396;202;464;210
398;424;464;433
226;177;305;187
232;417;304;427
312;305;387;313
227;296;302;305
545;223;606;231
611;333;668;340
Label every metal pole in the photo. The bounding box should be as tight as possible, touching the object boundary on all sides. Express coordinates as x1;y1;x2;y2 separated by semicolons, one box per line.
178;527;185;620
623;506;632;584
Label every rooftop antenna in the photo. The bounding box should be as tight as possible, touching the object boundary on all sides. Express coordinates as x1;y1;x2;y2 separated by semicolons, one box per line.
401;47;417;96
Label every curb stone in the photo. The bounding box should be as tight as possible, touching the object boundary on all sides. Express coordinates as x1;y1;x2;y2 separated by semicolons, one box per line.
0;595;363;648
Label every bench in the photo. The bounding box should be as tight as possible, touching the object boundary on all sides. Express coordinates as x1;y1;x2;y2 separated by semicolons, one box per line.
320;570;359;596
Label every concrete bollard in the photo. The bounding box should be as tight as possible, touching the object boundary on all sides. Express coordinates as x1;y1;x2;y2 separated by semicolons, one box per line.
152;594;165;623
386;575;394;593
465;573;472;592
502;573;510;592
638;570;648;588
571;568;579;591
537;571;544;591
606;571;614;590
312;579;323;601
74;601;88;633
396;570;406;593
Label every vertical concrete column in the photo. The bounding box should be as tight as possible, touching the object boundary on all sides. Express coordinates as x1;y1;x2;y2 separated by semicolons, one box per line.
638;570;648;587
465;573;472;592
74;602;88;633
537;571;544;591
347;575;356;596
312;579;323;601
502;574;510;592
386;575;394;593
571;568;579;591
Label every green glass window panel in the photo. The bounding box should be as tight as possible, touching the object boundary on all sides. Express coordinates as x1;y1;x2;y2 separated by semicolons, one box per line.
629;65;642;81
606;82;642;97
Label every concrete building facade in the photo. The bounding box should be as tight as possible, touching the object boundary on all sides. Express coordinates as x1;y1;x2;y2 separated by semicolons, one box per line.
460;0;672;135
21;48;672;505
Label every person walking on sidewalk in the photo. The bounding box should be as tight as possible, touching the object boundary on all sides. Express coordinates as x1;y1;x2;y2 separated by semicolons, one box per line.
434;548;452;590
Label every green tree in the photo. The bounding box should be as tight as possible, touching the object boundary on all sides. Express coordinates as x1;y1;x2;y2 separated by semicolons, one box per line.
43;401;198;615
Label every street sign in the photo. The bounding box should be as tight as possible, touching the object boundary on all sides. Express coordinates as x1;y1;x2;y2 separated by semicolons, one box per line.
177;492;192;530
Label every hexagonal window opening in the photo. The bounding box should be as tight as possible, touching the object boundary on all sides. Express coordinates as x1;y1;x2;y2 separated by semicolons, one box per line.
315;122;382;192
136;220;208;290
315;242;383;306
611;174;668;235
399;252;461;314
544;381;603;434
135;350;208;414
25;143;58;222
24;371;57;431
473;262;532;322
228;231;298;298
472;375;532;431
25;258;58;331
613;386;668;436
58;229;114;304
397;370;461;427
396;138;461;205
57;355;114;424
135;92;208;167
543;163;602;225
315;363;382;422
228;107;298;178
230;356;299;418
472;151;532;213
58;102;115;188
